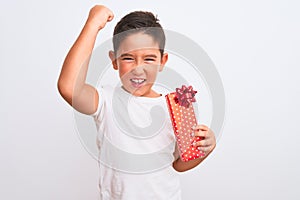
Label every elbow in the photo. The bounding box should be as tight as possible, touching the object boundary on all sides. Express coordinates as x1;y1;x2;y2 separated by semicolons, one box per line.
172;161;188;173
173;168;186;173
57;78;73;103
172;166;188;173
57;78;66;96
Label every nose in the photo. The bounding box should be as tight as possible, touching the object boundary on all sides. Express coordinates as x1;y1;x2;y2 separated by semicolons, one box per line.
132;65;144;76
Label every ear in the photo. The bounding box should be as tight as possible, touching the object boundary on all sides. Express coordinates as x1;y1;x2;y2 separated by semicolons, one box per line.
159;52;168;72
109;51;118;70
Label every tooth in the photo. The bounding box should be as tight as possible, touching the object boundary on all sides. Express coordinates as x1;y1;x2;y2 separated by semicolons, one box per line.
131;79;145;84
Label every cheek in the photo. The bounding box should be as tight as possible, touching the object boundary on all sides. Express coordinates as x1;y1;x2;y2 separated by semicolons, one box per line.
118;64;132;77
146;65;159;75
119;69;129;80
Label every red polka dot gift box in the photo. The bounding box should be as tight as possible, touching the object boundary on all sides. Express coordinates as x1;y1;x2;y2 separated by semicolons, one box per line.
165;85;205;162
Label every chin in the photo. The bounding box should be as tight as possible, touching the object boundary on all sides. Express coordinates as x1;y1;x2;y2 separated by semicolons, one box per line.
133;87;151;97
123;81;153;97
133;91;146;97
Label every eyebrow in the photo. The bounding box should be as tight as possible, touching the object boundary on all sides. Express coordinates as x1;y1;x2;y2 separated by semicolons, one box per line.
145;54;158;58
120;53;133;58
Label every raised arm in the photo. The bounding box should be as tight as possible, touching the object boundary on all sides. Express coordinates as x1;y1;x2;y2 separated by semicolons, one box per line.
57;5;114;114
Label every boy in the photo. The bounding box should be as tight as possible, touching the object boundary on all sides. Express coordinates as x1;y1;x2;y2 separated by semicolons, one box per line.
58;5;216;200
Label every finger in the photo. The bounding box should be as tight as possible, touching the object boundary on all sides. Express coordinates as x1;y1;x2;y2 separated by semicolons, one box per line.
193;140;208;147
191;124;209;131
197;146;212;153
196;138;214;147
107;13;114;21
193;130;207;138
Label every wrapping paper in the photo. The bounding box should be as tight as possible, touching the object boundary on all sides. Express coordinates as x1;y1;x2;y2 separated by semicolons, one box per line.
165;85;205;162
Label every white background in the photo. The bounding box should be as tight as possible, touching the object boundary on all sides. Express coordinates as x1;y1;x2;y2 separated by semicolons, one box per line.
1;0;300;199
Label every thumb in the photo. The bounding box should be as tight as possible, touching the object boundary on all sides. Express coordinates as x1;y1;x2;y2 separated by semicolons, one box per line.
107;11;114;22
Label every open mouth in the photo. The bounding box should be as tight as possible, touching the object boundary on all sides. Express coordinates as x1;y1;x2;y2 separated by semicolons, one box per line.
130;78;146;88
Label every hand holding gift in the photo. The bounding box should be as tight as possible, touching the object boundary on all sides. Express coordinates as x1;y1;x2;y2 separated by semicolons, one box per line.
166;85;216;162
191;124;216;157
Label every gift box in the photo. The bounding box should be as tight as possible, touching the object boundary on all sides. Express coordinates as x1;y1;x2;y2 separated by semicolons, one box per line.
165;85;205;162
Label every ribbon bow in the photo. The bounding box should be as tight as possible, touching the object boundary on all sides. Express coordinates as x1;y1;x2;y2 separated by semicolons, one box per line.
174;85;197;108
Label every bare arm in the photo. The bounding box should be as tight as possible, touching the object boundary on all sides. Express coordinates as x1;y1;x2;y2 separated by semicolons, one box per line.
173;125;216;172
57;5;114;114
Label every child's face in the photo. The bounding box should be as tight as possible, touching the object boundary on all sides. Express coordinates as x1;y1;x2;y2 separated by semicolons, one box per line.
109;32;168;97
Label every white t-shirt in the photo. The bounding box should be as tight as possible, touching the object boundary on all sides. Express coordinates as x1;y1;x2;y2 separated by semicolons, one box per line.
91;85;181;200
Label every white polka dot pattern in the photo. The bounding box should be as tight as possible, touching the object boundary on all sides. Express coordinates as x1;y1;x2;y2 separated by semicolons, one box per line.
166;93;205;162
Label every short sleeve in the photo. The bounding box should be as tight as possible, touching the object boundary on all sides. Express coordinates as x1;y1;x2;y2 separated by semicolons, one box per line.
89;86;104;119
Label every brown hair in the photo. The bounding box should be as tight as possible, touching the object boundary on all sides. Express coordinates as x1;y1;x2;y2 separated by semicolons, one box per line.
113;11;166;56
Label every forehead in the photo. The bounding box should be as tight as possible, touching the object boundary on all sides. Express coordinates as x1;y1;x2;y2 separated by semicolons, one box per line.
116;32;160;57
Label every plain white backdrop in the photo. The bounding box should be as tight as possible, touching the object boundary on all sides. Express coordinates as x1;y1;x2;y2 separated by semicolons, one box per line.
1;0;300;199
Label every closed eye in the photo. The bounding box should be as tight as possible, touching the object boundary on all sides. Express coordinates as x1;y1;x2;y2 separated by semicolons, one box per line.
145;58;155;62
144;54;157;62
122;57;134;61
